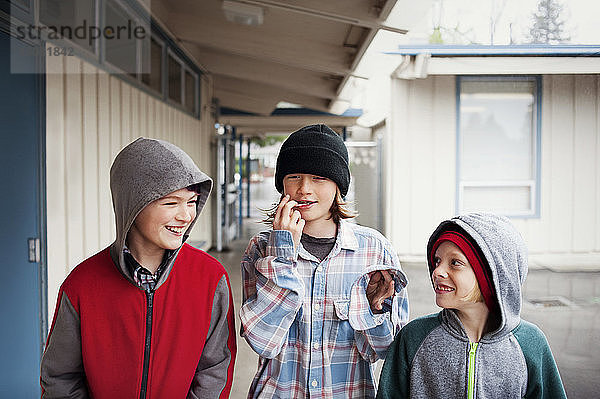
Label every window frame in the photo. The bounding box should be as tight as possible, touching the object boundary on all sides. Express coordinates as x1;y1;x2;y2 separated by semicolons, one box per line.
140;33;165;96
166;48;183;105
33;0;202;119
37;0;99;59
100;0;147;79
455;75;542;218
183;66;198;115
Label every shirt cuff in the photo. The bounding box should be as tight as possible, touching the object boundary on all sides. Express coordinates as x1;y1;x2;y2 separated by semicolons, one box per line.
347;265;407;331
266;230;296;261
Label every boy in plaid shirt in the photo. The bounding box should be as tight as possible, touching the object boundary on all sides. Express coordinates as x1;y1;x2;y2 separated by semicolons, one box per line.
240;124;409;398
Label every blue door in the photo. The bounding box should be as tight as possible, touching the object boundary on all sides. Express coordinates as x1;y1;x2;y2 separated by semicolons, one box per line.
0;30;45;396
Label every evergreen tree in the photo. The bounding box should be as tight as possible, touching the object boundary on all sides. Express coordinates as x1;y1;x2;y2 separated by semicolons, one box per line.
527;0;570;44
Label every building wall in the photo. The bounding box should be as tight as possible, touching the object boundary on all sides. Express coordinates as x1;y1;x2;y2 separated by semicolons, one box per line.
386;75;456;257
45;53;215;323
386;74;600;260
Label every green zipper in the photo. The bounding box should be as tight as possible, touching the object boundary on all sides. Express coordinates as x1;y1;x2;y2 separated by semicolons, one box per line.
467;342;479;399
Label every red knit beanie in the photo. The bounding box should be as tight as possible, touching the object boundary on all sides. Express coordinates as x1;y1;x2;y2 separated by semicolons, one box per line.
430;231;496;311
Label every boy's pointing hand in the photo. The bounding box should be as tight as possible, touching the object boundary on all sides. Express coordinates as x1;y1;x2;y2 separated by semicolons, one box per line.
366;270;395;313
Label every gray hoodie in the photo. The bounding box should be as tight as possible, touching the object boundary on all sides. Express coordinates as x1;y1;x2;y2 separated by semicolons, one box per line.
41;138;236;398
108;137;212;286
377;213;566;399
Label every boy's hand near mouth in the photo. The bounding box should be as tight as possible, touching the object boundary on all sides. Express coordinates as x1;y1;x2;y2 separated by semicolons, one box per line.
273;194;305;252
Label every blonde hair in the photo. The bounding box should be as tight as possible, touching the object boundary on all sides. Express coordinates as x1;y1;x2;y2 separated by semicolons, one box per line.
464;282;484;304
261;187;357;225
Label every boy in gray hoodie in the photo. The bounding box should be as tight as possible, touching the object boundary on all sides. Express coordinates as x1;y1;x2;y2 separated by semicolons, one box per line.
377;213;566;399
40;138;236;398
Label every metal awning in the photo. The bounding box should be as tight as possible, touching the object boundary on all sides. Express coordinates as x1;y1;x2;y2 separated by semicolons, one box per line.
387;44;600;57
389;45;600;78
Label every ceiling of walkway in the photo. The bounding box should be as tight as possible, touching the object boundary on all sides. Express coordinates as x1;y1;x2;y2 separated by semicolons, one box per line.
151;0;407;116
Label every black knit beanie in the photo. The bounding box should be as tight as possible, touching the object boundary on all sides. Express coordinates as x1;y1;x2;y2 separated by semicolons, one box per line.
275;124;350;197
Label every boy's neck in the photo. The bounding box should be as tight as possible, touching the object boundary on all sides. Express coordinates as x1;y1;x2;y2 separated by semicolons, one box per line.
456;303;490;343
126;241;165;274
302;218;337;238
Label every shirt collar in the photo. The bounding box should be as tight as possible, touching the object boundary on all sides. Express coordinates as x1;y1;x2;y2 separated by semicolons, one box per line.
337;219;359;251
123;244;172;276
296;219;359;261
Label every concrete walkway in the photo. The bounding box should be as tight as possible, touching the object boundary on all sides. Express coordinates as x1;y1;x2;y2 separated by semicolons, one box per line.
208;217;600;399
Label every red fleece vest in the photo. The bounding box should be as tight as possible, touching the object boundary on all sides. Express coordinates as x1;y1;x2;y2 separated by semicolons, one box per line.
56;244;235;398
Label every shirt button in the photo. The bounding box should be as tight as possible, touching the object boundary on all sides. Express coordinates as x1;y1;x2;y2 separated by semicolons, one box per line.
313;303;320;311
311;380;318;387
316;265;323;272
313;342;319;350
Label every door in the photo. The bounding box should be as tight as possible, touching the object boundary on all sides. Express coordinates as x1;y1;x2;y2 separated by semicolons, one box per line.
0;29;45;396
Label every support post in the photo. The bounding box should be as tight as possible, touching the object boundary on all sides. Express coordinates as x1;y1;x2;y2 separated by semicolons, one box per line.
246;139;251;218
238;132;243;238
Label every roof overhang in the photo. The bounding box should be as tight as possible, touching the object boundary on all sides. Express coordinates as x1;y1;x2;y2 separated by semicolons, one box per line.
218;114;359;136
389;45;600;78
151;0;408;116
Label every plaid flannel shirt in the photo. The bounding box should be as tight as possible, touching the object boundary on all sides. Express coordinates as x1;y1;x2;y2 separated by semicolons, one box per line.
123;246;171;292
240;220;409;399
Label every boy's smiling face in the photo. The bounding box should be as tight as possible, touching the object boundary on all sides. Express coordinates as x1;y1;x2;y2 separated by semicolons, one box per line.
283;173;337;226
431;241;481;311
128;188;198;254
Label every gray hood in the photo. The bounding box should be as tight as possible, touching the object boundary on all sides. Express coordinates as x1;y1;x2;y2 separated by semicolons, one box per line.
427;213;528;340
108;137;212;285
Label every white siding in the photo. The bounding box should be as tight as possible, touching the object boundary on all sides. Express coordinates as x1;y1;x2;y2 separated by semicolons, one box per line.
512;75;600;256
386;75;456;256
387;73;600;260
45;53;215;323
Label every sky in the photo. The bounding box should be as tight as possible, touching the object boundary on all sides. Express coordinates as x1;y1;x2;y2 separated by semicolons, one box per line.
341;0;600;126
391;0;600;45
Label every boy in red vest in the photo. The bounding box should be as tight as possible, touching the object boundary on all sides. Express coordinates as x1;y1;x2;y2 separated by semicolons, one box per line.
41;138;236;398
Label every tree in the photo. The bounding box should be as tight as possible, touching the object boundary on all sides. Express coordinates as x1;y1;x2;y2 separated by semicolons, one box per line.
527;0;570;44
489;0;508;45
428;0;477;44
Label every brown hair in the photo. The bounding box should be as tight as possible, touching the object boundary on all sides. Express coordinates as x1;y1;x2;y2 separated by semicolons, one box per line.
261;187;357;226
186;183;203;194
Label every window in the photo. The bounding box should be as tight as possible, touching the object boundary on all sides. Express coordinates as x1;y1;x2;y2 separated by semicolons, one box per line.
36;0;200;118
141;36;163;93
40;0;96;53
104;0;138;76
457;77;540;217
184;69;197;114
168;52;182;103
